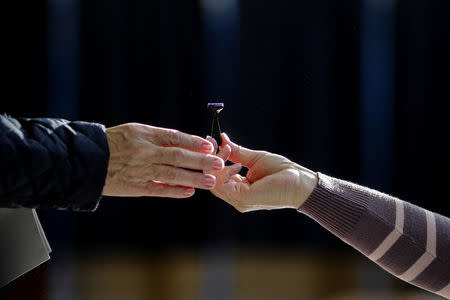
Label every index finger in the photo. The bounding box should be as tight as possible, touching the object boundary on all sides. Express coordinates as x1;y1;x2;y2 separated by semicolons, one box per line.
221;133;266;168
157;147;225;171
154;127;214;154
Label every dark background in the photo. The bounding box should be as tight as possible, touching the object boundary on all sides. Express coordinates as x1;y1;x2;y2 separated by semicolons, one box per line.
1;0;449;299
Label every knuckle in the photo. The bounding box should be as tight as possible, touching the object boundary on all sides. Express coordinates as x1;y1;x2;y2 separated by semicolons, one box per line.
171;148;184;164
166;169;178;182
123;123;138;137
168;130;180;146
152;147;163;161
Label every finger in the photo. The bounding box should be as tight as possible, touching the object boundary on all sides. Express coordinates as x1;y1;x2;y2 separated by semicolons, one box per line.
212;164;242;201
223;163;243;181
144;181;196;198
212;175;251;210
227;163;242;178
152;165;217;189
206;135;218;153
221;133;266;168
217;144;231;162
230;173;247;183
153;127;214;154
213;163;242;186
158;147;224;171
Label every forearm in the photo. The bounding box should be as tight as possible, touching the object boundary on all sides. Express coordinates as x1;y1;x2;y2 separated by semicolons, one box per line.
0;115;109;211
298;173;450;298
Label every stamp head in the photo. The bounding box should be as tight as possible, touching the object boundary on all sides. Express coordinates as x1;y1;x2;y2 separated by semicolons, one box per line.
207;102;224;113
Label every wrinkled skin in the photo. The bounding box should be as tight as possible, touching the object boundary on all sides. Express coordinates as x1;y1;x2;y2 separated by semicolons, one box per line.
103;123;224;198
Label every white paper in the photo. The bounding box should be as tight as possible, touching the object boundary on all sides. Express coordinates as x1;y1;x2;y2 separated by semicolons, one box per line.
32;209;51;254
0;208;51;287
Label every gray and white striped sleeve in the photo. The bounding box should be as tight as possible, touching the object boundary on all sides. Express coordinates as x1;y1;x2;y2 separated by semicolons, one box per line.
298;173;450;299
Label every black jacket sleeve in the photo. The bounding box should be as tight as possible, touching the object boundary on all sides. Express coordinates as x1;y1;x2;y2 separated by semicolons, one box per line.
0;115;109;211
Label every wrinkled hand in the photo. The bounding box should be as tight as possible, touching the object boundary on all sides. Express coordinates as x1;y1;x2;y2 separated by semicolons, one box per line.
102;123;224;198
206;133;318;212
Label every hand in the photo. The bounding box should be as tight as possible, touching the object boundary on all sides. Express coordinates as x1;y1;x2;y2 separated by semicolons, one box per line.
102;123;224;198
206;133;318;212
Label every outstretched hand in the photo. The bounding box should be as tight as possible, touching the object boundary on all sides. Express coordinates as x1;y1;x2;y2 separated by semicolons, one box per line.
102;123;224;198
206;133;318;212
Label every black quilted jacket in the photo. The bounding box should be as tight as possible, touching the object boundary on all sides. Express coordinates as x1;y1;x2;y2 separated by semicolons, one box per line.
0;115;109;211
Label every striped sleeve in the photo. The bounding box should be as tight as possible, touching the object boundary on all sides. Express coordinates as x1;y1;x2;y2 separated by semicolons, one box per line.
298;173;450;299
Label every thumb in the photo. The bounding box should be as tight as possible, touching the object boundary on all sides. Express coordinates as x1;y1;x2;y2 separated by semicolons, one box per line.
221;133;265;168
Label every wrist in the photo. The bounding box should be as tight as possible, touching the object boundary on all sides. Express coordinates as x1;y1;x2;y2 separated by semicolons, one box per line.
292;165;318;209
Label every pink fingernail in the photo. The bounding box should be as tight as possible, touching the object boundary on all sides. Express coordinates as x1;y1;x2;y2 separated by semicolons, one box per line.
204;176;216;188
213;158;224;170
184;188;194;196
202;142;213;152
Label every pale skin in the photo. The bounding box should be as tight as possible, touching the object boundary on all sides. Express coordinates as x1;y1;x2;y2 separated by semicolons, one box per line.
206;133;318;212
102;123;225;198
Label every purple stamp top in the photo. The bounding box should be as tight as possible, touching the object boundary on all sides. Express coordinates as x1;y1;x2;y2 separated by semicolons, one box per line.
207;102;224;113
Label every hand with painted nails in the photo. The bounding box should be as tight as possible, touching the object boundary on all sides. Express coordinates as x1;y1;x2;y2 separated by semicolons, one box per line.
102;123;224;198
206;133;318;212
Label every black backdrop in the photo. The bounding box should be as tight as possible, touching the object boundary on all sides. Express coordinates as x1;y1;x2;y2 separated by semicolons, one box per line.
2;0;449;253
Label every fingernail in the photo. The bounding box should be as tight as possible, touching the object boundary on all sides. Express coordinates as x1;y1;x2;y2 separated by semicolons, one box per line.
202;142;213;152
203;176;216;188
184;188;195;196
213;158;224;170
